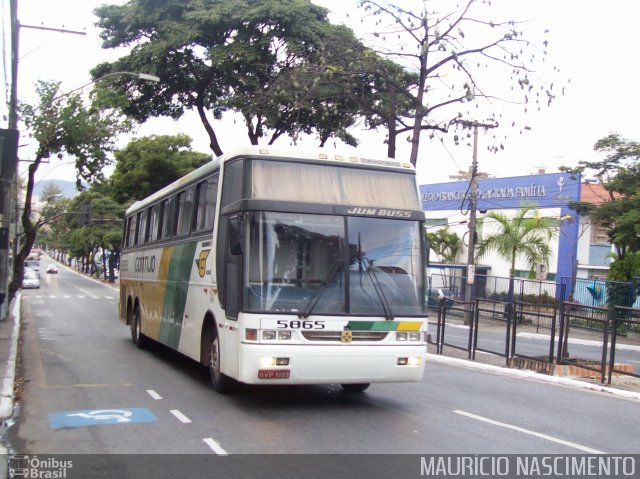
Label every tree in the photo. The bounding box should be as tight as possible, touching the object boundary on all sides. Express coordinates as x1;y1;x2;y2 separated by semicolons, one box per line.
92;0;372;154
562;133;640;260
427;227;462;263
109;134;211;204
476;206;556;310
356;0;558;164
10;80;128;300
62;190;127;281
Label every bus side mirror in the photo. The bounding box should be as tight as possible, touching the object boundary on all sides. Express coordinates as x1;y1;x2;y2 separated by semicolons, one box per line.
229;216;244;256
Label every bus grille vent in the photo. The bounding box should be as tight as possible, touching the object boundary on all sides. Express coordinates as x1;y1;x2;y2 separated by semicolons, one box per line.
301;331;388;342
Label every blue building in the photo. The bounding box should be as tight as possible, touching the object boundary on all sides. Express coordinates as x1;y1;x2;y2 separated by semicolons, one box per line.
420;172;599;298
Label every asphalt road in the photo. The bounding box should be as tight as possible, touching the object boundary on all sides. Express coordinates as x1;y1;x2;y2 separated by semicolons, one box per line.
7;261;640;477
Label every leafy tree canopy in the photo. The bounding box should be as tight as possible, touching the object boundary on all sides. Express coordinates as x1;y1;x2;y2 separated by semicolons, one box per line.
477;205;556;277
561;133;640;258
92;0;375;154
109;134;211;204
427;227;462;264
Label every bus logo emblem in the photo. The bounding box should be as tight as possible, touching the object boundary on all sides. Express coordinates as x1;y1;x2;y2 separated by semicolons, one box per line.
195;249;211;278
340;330;353;343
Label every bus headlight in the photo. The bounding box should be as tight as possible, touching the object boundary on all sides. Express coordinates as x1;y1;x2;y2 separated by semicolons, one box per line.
260;357;290;367
262;330;277;340
397;332;422;342
278;331;292;340
260;330;292;341
397;357;422;366
260;357;276;367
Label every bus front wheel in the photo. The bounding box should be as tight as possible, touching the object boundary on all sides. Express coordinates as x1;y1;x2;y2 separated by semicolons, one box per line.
208;333;235;393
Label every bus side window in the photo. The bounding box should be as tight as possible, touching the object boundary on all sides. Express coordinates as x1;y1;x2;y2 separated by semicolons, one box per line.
124;217;132;248
205;175;219;230
194;181;207;232
194;175;219;232
148;204;160;243
130;215;138;246
137;210;147;245
175;188;195;236
161;197;174;239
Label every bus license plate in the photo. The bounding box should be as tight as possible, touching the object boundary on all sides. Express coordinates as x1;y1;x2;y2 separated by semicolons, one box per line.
258;370;290;379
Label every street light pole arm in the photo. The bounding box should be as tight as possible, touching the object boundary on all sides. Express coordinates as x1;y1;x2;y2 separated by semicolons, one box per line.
50;71;160;102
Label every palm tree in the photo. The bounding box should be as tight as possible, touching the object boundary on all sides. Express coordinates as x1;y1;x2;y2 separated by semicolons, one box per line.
476;206;557;316
427;228;463;264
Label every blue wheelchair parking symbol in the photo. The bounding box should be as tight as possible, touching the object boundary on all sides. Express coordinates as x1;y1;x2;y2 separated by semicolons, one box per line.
48;408;157;429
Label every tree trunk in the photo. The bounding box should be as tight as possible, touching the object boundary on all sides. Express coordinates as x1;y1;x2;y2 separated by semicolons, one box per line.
8;153;45;301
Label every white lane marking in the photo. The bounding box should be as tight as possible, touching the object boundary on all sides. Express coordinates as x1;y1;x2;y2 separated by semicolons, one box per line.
203;438;228;456
73;285;99;299
64;295;71;299
146;389;162;400
77;295;86;299
170;409;192;423
453;410;605;454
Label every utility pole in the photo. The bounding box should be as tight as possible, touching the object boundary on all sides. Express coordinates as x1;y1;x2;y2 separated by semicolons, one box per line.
0;0;20;320
458;120;498;324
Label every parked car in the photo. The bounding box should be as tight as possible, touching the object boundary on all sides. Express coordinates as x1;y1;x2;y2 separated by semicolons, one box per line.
46;265;58;274
22;269;40;289
427;288;455;308
24;259;40;277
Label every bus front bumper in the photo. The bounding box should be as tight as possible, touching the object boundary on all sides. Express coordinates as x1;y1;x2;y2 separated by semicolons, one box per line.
237;343;426;385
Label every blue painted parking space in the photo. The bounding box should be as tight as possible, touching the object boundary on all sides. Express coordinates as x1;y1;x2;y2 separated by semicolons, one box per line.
48;408;157;429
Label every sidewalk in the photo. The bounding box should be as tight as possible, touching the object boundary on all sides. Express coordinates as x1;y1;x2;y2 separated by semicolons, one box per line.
0;293;21;472
0;296;20;422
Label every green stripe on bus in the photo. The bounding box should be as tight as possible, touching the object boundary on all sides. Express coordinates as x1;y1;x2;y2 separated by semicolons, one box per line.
345;321;422;331
159;242;198;348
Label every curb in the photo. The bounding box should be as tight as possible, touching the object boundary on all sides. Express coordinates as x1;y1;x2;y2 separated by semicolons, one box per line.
426;352;640;401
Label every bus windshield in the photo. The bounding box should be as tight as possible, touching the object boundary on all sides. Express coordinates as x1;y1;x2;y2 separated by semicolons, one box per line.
246;211;424;317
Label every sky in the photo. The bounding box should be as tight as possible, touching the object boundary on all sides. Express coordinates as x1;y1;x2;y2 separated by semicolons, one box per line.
2;0;640;189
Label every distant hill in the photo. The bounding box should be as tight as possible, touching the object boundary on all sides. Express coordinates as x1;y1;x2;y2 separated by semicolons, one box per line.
33;180;82;199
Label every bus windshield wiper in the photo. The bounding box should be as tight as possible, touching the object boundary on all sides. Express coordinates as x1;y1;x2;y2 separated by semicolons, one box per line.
363;258;394;321
299;258;343;319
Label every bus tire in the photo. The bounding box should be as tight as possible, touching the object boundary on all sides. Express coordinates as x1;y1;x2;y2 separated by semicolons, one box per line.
131;304;148;349
208;330;235;394
341;383;370;393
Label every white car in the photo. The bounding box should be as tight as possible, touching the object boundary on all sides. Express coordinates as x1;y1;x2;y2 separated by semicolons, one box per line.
46;265;59;274
22;269;40;289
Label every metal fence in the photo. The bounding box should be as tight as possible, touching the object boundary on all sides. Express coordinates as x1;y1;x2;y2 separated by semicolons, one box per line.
429;273;640;384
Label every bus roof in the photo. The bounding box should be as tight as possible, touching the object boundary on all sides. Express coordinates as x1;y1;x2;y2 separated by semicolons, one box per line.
125;146;415;216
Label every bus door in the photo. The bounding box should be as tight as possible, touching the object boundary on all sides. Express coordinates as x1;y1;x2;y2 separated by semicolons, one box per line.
216;213;243;377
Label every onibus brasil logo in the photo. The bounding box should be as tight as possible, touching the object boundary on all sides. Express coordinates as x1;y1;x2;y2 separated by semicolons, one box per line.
9;455;73;478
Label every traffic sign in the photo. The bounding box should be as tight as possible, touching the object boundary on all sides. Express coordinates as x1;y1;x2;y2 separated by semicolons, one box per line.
535;263;547;281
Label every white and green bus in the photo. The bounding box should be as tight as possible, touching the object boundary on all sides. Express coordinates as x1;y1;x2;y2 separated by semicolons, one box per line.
119;146;428;393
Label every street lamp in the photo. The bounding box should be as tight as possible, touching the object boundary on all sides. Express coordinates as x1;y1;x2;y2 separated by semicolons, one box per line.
50;71;160;102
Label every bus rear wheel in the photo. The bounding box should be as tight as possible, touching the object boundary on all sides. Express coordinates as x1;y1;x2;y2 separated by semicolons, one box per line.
208;333;235;393
130;305;148;349
341;383;370;393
